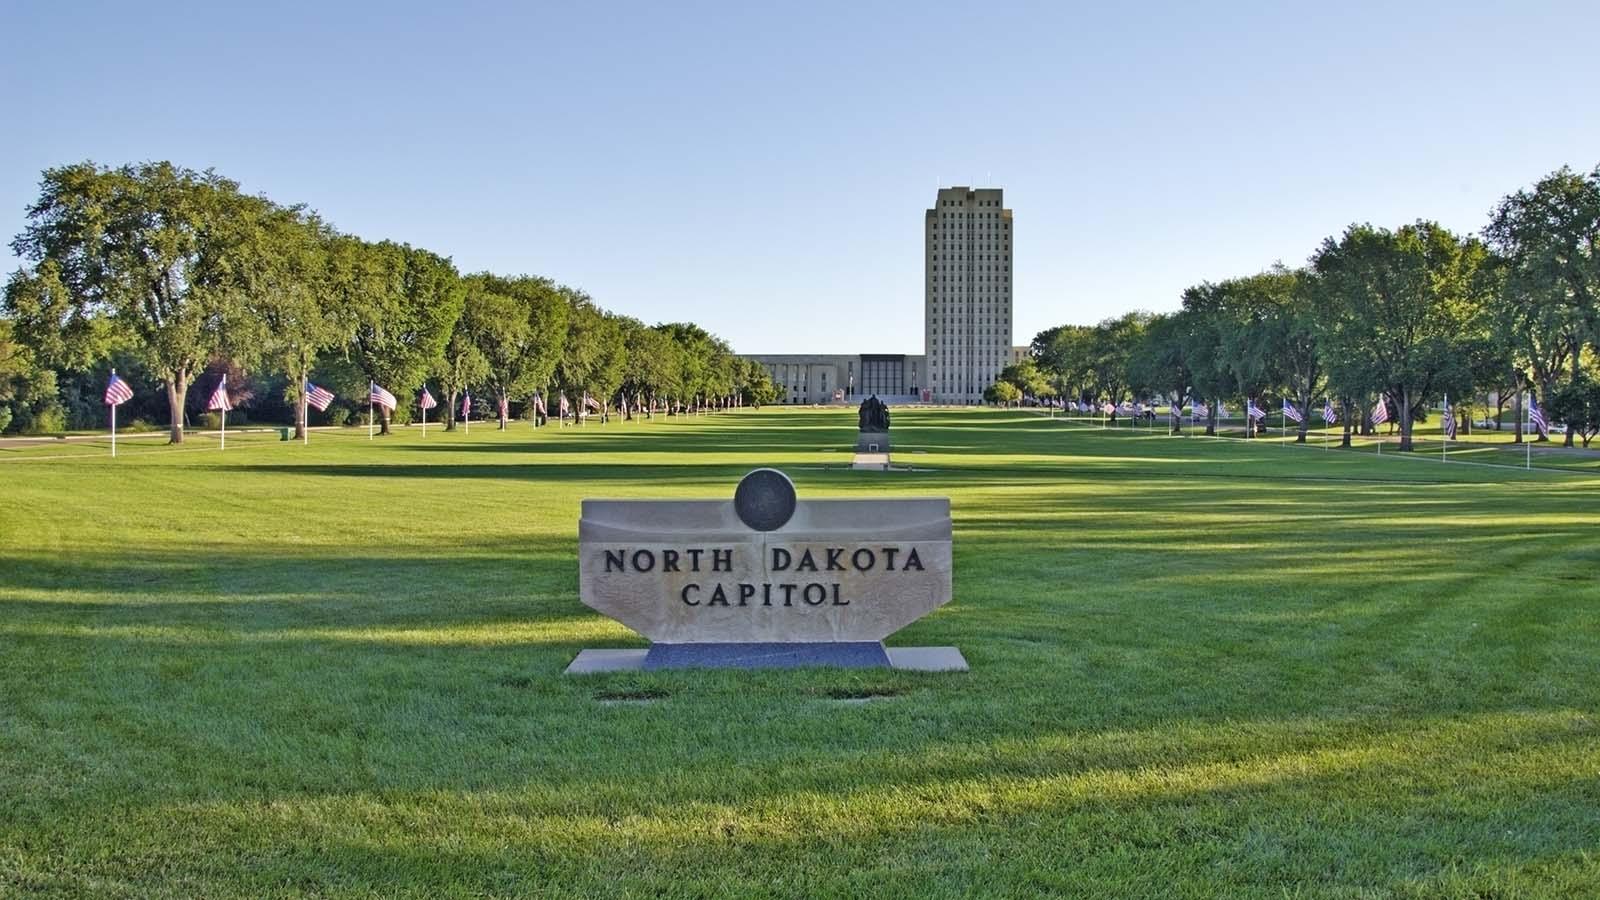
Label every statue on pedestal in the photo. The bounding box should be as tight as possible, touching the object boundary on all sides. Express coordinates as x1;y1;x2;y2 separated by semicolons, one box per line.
858;395;890;433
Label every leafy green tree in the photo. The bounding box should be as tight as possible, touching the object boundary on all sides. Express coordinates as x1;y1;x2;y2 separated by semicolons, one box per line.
1549;370;1600;447
461;274;566;428
1089;311;1151;406
734;357;779;407
232;203;351;439
984;380;1020;406
1031;324;1096;402
619;322;679;416
9;161;260;442
1127;310;1195;434
1180;283;1239;435
999;357;1052;401
1241;268;1324;442
1484;166;1600;446
346;241;464;434
1311;221;1488;451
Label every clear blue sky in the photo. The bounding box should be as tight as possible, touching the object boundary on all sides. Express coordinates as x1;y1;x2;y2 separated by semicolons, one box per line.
4;1;1597;355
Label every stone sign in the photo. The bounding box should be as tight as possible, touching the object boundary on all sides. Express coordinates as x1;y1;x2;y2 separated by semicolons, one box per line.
566;469;966;672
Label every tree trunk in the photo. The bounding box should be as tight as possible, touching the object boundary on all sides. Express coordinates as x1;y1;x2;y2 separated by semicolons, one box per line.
165;374;188;444
1296;391;1309;443
446;390;458;431
1537;377;1553;442
294;363;308;440
1341;398;1352;448
1565;347;1581;447
1206;403;1217;436
1512;372;1524;443
498;388;509;430
1397;386;1413;451
379;406;391;436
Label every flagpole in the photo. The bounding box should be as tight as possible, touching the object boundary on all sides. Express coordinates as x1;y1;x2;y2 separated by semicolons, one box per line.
302;380;308;446
422;397;427;437
368;382;373;441
220;406;226;451
110;399;116;458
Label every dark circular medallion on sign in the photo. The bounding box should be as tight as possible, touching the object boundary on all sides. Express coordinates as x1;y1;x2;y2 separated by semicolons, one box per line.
734;468;797;532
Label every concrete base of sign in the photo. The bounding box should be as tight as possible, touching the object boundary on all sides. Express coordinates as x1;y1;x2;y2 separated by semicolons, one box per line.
647;641;890;669
852;452;890;470
565;644;967;674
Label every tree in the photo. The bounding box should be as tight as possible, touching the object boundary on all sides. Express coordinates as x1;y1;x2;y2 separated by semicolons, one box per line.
1089;311;1151;406
620;322;680;416
1484;167;1600;446
1127;310;1195;434
1180;283;1239;436
347;242;464;435
233;203;350;439
999;357;1052;402
984;380;1020;405
1311;221;1488;451
1549;371;1600;448
1031;324;1095;402
461;274;566;428
10;161;259;442
1240;268;1324;442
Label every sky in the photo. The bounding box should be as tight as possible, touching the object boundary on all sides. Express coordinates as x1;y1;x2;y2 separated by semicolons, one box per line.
3;1;1598;355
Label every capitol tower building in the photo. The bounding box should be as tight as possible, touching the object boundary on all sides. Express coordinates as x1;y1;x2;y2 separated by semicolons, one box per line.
925;186;1013;404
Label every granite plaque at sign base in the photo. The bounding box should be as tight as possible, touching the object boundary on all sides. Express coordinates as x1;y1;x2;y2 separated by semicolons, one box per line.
565;469;965;673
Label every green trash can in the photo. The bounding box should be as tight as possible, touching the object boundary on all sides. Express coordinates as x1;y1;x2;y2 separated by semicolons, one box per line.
279;427;292;441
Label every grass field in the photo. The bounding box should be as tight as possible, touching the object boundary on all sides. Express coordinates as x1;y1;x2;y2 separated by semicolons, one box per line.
3;407;1598;897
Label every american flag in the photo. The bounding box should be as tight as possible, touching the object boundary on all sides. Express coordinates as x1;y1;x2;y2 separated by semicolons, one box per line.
1529;394;1549;438
305;382;334;412
1218;403;1231;419
460;391;471;418
419;387;437;410
584;392;601;411
559;394;570;416
104;373;133;406
1101;402;1115;415
206;374;232;412
1370;397;1389;425
1442;396;1457;439
1321;400;1337;424
1246;399;1266;421
498;395;509;420
534;393;547;415
1282;399;1303;423
369;382;397;411
1192;400;1209;418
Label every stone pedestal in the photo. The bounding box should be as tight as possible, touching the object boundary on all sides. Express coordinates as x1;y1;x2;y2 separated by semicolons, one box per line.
855;431;890;454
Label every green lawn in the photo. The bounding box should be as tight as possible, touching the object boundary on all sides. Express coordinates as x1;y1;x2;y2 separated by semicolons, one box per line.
2;408;1598;897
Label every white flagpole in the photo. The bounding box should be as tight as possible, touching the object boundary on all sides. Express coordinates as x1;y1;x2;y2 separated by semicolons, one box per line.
110;399;117;458
464;397;470;435
1442;393;1447;462
368;382;374;441
220;405;226;451
302;381;308;446
422;398;427;437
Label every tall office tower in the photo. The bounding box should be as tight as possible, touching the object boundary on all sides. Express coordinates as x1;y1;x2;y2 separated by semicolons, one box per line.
924;187;1012;403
